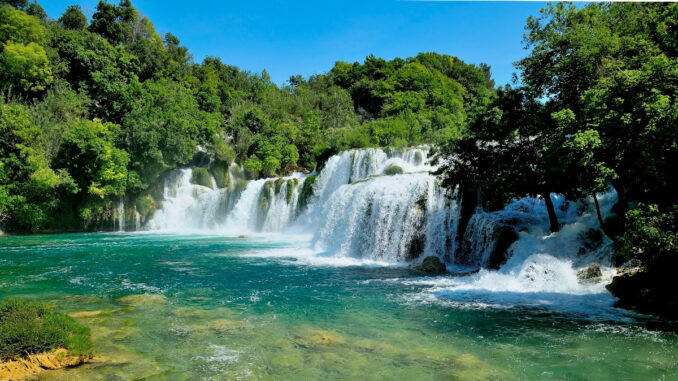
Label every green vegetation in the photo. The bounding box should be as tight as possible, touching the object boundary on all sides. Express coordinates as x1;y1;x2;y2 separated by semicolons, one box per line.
0;0;492;232
383;164;404;176
190;167;212;188
433;2;678;316
0;298;93;360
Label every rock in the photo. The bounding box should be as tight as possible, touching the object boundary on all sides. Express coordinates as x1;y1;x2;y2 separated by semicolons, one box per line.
607;266;678;319
577;264;602;283
237;235;248;239
456;213;520;269
209;160;231;188
293;329;345;348
413;256;446;273
383;164;404;175
0;348;91;380
118;294;167;307
578;228;603;253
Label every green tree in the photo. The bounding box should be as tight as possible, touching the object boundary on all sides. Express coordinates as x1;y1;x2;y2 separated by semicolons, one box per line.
0;4;44;44
0;41;52;91
59;5;87;31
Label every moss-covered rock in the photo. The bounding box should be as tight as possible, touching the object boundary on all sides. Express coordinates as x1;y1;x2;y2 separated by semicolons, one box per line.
413;256;446;273
191;167;212;189
135;195;157;225
234;179;249;194
298;175;316;212
383;164;404;175
577;264;602;283
286;179;298;204
209;160;231;189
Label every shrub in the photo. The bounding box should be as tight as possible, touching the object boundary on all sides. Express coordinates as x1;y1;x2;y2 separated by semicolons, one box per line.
0;299;93;361
618;204;678;267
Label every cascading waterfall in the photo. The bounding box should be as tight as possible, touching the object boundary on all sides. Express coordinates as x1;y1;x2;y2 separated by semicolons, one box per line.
117;199;125;232
144;146;617;296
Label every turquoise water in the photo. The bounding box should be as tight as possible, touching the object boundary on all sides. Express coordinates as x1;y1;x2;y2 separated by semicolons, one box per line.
0;233;677;380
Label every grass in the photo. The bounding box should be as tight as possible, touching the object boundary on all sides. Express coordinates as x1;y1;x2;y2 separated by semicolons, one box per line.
0;299;93;361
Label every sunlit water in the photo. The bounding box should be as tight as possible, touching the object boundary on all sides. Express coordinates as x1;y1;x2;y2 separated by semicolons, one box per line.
1;233;677;380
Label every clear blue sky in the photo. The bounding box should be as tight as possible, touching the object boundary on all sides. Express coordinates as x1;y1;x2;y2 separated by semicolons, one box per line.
41;1;549;87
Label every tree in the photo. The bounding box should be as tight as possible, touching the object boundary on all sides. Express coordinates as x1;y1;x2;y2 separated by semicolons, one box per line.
89;0;137;45
59;5;87;31
25;2;45;20
0;41;52;92
0;4;45;44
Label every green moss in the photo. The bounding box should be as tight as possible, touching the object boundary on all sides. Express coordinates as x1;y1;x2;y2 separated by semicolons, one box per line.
259;181;274;212
298;175;316;211
274;178;285;193
209;160;231;189
413;151;424;166
135;195;156;224
0;299;93;361
286;179;298;204
235;179;249;193
191;167;213;189
383;165;404;175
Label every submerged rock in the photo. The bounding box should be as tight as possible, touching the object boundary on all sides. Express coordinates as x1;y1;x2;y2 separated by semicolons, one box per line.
413;256;446;273
118;294;167;307
293;329;346;348
577;264;602;283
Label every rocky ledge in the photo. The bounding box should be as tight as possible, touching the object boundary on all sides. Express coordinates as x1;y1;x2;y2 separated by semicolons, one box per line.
607;264;678;320
0;348;91;380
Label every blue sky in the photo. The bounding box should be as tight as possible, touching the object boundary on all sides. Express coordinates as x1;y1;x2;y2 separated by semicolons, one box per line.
42;1;549;87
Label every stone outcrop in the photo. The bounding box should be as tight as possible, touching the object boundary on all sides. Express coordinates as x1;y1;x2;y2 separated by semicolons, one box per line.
413;256;446;273
607;265;678;319
577;263;602;283
456;213;521;269
0;348;91;380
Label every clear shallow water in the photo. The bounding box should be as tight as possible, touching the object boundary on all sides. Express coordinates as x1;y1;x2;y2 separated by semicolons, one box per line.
0;233;677;380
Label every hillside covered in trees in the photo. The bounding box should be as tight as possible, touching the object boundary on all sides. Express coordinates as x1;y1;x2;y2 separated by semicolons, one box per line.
0;0;494;232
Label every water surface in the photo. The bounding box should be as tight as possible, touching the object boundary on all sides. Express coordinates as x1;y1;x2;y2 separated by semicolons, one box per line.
0;233;676;380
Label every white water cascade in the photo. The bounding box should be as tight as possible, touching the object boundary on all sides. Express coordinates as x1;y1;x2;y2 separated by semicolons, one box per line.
117;199;125;232
145;147;616;284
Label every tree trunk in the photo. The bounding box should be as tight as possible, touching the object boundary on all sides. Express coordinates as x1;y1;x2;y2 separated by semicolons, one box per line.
543;193;560;232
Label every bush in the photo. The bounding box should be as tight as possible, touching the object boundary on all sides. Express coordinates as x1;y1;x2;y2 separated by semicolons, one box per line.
190;167;212;188
383;164;404;175
0;299;93;361
618;204;678;267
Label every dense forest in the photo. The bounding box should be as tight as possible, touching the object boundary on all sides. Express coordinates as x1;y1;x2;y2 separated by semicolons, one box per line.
0;1;676;312
0;0;494;232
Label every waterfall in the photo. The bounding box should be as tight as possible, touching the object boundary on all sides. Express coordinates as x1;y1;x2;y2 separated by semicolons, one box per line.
145;147;616;277
117;199;125;232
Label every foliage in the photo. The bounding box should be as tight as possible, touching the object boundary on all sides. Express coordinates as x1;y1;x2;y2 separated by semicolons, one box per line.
1;41;52;91
0;298;93;360
383;164;403;176
59;5;87;31
618;204;677;267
